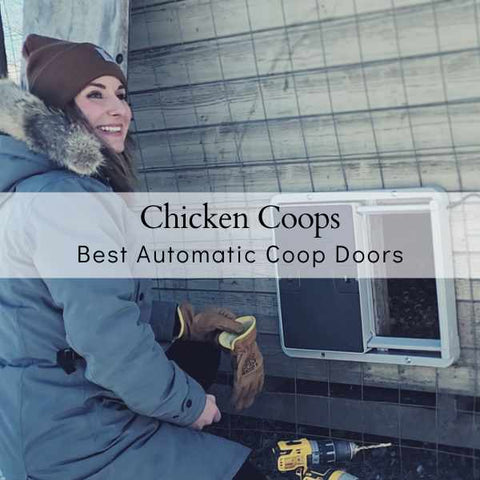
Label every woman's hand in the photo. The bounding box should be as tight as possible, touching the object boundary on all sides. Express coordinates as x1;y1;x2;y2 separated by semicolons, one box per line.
189;394;221;430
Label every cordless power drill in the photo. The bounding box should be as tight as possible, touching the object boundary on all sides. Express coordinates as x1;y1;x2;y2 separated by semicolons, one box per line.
269;438;391;480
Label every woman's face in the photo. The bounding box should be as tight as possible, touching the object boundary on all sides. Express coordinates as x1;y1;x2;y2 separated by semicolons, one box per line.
74;75;132;153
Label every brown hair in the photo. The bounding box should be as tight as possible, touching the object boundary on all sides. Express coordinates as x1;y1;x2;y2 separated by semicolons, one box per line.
63;100;138;192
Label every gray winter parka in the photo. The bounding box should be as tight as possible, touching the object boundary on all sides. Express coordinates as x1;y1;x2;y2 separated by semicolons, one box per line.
0;80;249;480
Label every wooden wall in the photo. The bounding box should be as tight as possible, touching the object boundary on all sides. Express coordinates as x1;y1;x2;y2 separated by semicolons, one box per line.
129;0;480;445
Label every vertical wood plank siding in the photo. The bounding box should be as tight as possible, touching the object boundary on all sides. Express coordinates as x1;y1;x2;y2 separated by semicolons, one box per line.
129;0;480;397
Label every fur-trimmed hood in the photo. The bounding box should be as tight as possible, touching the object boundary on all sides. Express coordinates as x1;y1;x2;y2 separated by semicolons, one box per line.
0;79;105;192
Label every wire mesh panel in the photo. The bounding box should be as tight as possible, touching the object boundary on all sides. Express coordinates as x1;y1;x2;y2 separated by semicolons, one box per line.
130;0;480;190
0;0;443;478
129;1;480;478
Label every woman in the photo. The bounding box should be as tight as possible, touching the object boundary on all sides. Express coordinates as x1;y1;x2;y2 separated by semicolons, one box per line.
0;34;265;480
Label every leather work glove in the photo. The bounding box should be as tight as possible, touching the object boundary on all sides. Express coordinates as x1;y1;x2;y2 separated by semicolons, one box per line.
176;302;244;343
218;316;264;411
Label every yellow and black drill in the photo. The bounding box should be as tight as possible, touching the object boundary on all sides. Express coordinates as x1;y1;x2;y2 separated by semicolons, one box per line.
269;438;391;480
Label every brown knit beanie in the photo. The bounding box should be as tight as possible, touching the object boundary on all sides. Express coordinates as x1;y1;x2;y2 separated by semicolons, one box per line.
22;34;127;109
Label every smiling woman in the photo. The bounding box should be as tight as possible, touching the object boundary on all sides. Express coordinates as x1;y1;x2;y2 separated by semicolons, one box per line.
0;33;265;480
61;75;136;192
74;76;132;154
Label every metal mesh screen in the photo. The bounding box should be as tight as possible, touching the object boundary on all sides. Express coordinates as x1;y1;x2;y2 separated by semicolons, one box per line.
129;1;480;478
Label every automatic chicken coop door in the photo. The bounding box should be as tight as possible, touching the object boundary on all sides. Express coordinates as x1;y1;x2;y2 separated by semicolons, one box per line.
274;189;459;368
